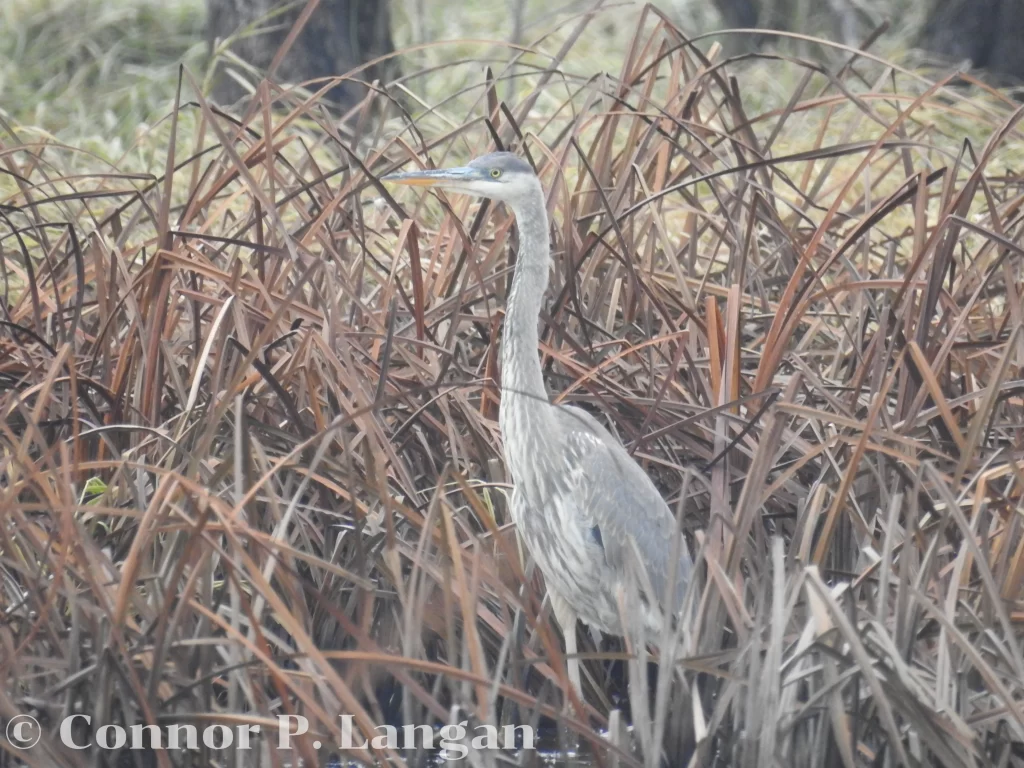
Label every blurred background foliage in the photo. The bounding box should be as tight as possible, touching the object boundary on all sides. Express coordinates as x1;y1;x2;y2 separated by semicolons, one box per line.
1;0;1019;163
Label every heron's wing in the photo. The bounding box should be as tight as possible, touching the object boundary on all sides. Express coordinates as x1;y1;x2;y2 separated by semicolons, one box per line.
555;405;692;613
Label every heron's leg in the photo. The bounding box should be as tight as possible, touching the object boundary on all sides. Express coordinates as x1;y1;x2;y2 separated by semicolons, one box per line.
549;591;582;703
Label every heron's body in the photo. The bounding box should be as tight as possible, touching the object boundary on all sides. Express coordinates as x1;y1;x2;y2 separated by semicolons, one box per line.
383;152;693;695
507;406;686;637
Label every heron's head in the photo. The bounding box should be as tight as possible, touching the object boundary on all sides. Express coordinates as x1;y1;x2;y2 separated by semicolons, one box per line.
381;152;539;206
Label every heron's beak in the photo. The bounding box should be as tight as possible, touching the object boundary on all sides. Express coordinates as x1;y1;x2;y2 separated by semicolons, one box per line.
380;166;483;187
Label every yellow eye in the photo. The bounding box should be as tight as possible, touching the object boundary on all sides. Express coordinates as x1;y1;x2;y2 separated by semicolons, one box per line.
490;168;502;178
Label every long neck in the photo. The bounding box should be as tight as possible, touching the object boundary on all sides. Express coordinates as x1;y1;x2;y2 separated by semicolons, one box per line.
502;188;551;408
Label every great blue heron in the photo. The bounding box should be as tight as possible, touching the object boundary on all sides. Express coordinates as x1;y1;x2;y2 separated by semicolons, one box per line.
383;151;694;697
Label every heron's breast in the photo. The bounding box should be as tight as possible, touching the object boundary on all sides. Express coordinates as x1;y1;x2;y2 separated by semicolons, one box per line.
513;477;622;633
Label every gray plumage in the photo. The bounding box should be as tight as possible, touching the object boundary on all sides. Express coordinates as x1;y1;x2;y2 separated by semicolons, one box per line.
383;152;693;695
